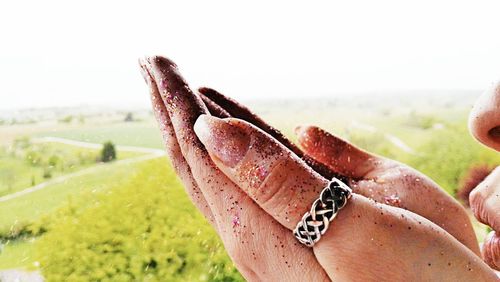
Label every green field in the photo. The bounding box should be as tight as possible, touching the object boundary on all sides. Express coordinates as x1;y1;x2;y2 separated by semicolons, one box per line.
0;158;150;233
0;158;154;269
0;239;36;269
0;95;499;280
35;122;164;149
0;140;142;196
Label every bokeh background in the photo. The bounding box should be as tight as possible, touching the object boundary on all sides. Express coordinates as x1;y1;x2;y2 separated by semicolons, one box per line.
1;1;500;281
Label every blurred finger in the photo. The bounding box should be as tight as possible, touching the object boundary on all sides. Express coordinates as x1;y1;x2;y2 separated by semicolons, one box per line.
199;93;231;118
142;56;328;281
139;62;214;225
296;125;382;179
199;87;299;153
482;231;500;270
470;166;500;232
199;87;343;182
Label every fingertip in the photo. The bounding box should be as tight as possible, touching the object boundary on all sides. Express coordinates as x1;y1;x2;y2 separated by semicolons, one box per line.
482;231;500;270
295;125;316;140
295;125;326;152
145;55;178;69
193;114;211;140
194;115;251;168
194;114;227;144
198;87;212;94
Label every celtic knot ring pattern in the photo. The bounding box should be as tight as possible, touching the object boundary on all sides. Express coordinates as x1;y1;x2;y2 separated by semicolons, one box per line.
293;178;353;247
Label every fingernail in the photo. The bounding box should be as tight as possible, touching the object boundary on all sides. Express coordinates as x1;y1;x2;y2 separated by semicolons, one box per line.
143;56;184;95
194;115;250;168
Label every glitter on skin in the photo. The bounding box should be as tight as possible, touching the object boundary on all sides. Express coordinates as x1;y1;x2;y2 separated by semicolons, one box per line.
384;195;401;207
232;215;241;228
246;164;269;189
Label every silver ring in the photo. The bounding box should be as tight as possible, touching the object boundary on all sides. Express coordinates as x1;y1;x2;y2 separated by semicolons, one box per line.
293;178;352;247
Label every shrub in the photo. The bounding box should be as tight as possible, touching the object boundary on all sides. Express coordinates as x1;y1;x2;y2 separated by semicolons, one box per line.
26;150;42;166
35;159;242;281
100;142;117;163
58;115;73;123
124;112;134;122
42;167;52;179
405;112;437;130
48;155;60;168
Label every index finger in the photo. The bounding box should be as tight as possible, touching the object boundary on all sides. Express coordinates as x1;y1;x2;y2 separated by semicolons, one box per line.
194;114;329;230
141;56;329;280
199;87;345;182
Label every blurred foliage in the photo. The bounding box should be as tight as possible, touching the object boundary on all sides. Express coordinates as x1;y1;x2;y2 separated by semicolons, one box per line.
347;131;398;160
34;159;243;282
124;112;134;122
404;111;438;130
0;139;140;197
0;140;98;196
100;141;117;163
456;164;494;206
404;125;500;195
58;115;74;124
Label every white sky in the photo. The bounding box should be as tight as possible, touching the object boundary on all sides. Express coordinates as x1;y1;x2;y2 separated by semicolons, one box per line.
1;0;500;109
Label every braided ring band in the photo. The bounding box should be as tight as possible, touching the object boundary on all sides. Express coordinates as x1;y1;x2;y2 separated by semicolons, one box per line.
293;178;353;247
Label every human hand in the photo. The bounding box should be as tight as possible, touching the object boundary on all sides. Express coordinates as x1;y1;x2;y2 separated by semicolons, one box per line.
470;166;500;270
293;125;481;255
139;56;496;281
139;56;328;281
198;87;480;255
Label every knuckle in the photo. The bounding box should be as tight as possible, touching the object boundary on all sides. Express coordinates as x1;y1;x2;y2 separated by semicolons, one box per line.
469;187;486;211
255;158;293;206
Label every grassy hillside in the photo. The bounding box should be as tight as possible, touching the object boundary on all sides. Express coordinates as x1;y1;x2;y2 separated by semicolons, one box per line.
0;139;141;196
35;122;164;149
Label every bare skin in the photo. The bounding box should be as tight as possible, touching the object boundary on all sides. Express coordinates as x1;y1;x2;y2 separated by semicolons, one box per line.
470;167;500;270
139;57;328;281
198;87;342;182
294;125;479;255
469;81;500;152
202;78;500;272
469;81;500;270
139;55;497;281
199;87;479;255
